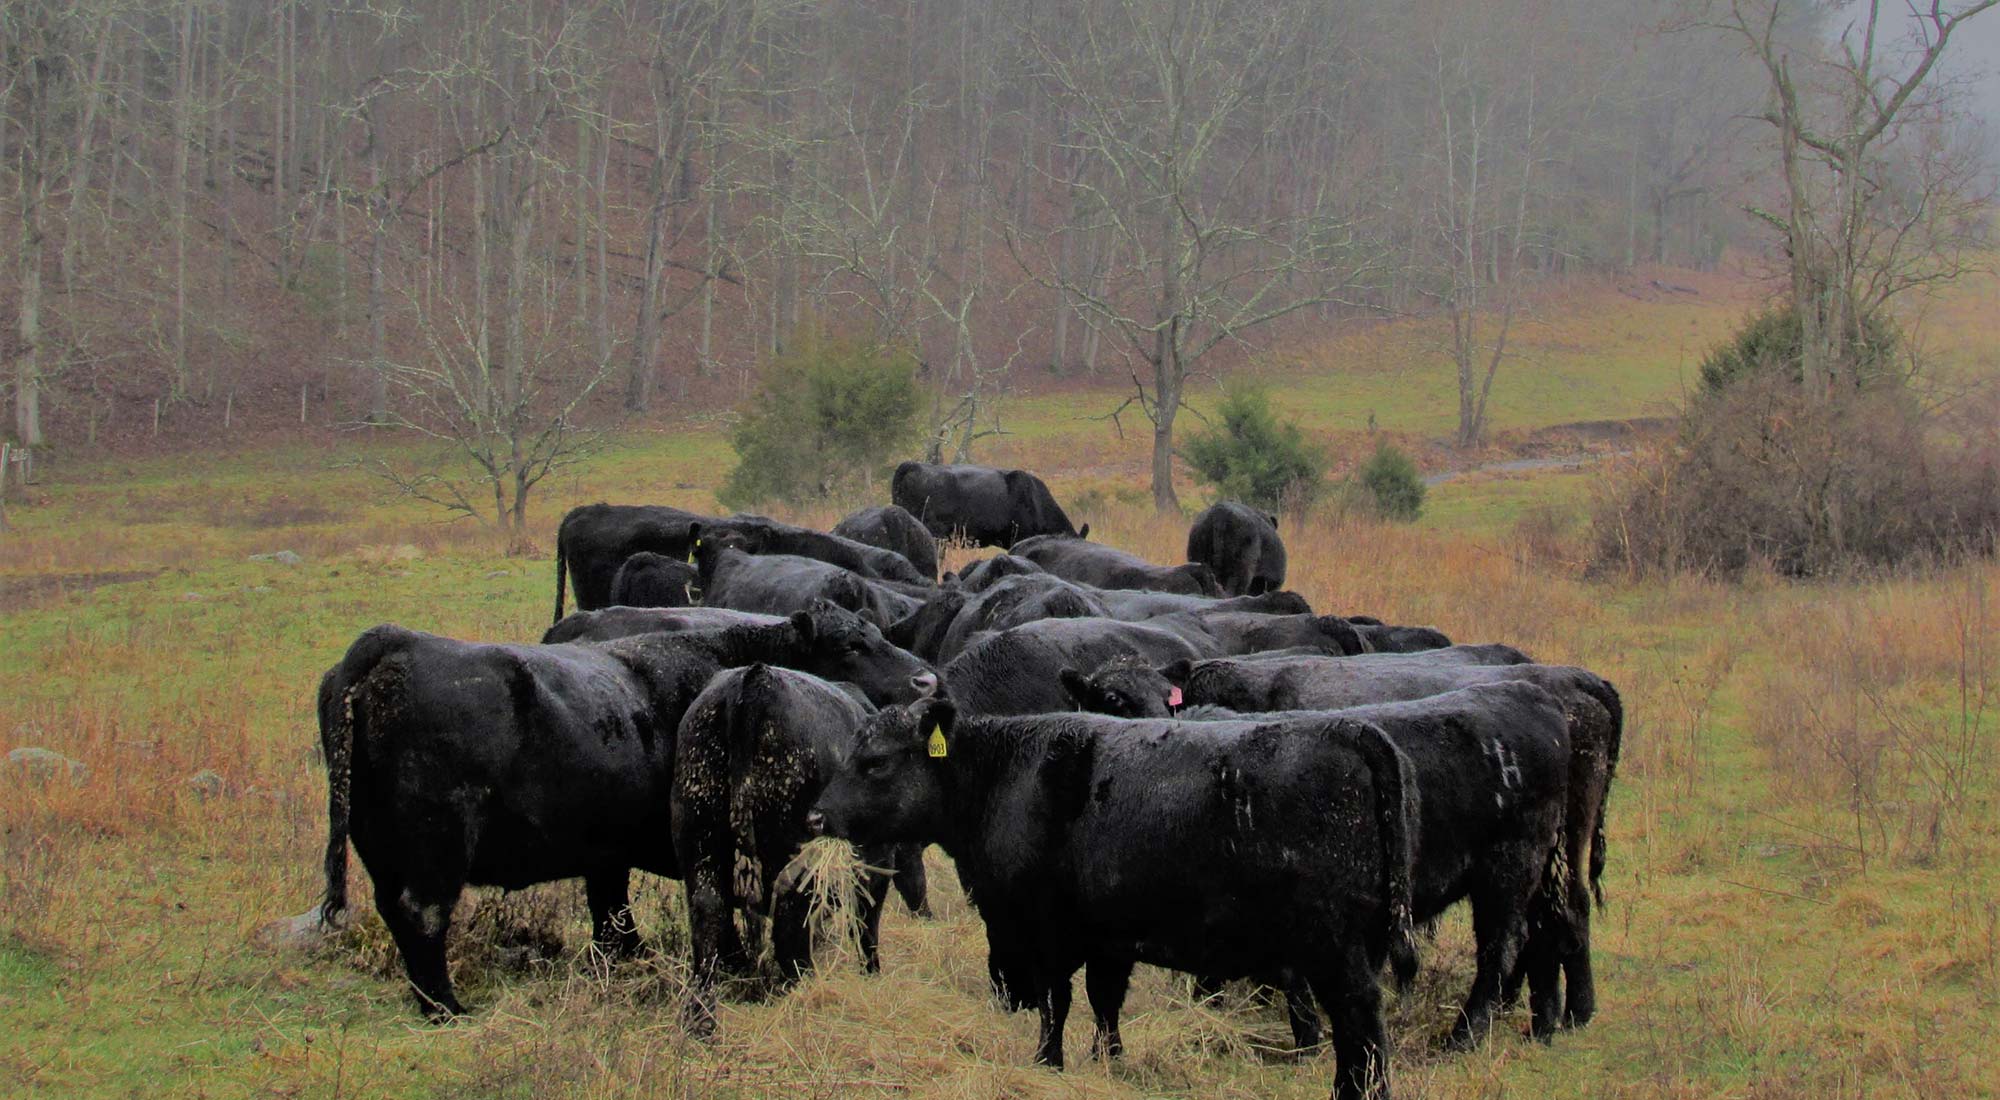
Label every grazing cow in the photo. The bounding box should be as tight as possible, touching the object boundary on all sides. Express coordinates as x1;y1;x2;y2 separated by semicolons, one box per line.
673;665;930;1030
315;604;937;1019
808;698;1419;1100
892;462;1087;547
833;505;940;582
553;505;925;624
1064;653;1620;1030
952;553;1045;592
697;538;923;626
942;618;1206;716
1010;534;1222;596
543;607;785;645
1187;502;1288;596
554;503;715;622
1056;668;1584;1048
609;551;700;608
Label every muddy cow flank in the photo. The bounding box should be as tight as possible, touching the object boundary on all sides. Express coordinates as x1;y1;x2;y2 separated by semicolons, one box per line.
672;664;929;1031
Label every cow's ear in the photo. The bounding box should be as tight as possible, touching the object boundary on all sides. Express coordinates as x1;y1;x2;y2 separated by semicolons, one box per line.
789;609;817;644
1077;523;1091;541
1265;512;1279;528
1057;668;1092;708
915;696;957;755
1160;658;1194;686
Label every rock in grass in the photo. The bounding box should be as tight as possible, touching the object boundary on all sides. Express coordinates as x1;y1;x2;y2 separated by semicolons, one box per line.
4;747;87;784
186;769;227;800
254;907;341;951
249;550;304;566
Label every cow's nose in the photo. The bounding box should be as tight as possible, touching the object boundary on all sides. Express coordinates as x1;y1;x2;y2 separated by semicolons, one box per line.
912;672;939;697
805;810;828;836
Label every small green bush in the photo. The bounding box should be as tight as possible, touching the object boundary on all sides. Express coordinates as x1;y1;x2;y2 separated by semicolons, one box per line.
1355;440;1426;521
718;329;922;508
1181;387;1323;509
1698;303;1900;394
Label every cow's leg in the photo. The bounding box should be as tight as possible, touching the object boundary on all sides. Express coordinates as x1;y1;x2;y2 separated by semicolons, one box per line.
1521;907;1567;1043
1561;792;1601;1029
682;860;743;1036
1307;945;1390;1100
852;857;896;974
585;868;640;958
1280;970;1324;1052
372;867;465;1022
1033;964;1076;1068
769;877;815;984
1083;955;1134;1059
891;843;930;917
1446;861;1540;1052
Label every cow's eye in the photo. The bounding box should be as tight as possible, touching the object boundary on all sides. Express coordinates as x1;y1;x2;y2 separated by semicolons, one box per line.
1103;693;1123;710
858;754;894;779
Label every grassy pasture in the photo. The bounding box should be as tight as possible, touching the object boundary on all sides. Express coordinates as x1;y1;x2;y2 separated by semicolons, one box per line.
2;268;1998;1098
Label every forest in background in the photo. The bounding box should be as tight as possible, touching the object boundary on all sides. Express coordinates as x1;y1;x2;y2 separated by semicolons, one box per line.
2;0;1819;451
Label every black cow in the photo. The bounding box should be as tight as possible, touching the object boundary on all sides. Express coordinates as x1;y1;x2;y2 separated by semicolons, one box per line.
1093;587;1313;620
314;605;937;1019
1065;653;1621;1031
808;698;1419;1100
1010;534;1221;596
543;607;783;645
1354;622;1454;653
554;503;715;622
1186;501;1287;596
892;462;1087;548
952;553;1045;592
942;618;1206;715
833;505;940;582
1145;610;1365;657
1064;666;1596;1044
609;551;700;608
673;665;930;1030
553;504;926;624
926;574;1111;664
698;539;923;626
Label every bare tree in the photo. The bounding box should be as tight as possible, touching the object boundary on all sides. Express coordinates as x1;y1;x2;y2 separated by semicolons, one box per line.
1014;0;1380;511
1706;0;1999;399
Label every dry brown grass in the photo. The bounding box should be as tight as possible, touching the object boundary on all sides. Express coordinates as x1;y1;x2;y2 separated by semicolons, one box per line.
3;425;1999;1099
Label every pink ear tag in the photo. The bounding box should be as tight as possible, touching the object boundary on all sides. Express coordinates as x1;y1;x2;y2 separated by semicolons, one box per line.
1167;686;1184;708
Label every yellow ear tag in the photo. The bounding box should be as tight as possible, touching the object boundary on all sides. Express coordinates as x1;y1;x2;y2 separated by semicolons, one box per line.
926;725;949;758
687;540;700;564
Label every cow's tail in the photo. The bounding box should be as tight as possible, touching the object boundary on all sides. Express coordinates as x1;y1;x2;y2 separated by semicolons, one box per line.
1576;674;1624;910
726;665;778;911
1344;718;1419;989
318;625;408;928
552;536;569;626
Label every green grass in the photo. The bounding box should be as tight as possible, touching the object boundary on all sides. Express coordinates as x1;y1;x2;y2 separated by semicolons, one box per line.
3;266;1998;1099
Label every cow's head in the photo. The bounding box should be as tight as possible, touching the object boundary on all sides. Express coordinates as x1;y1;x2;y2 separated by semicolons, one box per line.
787;600;939;705
688;523;753;587
809;694;956;846
1058;658;1183;718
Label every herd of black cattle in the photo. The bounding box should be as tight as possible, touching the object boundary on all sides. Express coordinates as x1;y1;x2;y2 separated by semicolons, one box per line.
313;459;1621;1100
